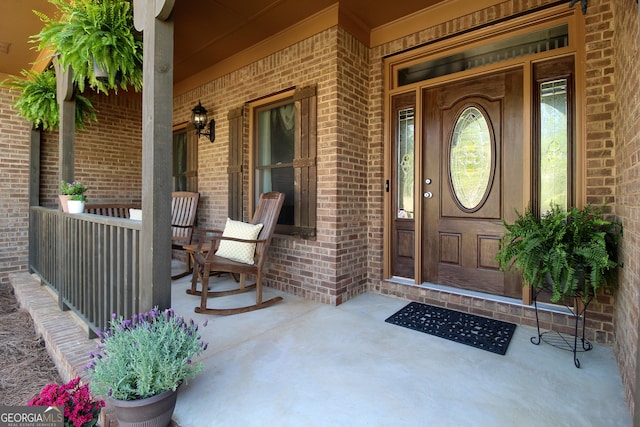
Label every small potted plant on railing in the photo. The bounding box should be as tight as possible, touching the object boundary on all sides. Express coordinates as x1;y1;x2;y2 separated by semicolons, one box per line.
60;181;88;213
28;376;105;427
86;307;208;427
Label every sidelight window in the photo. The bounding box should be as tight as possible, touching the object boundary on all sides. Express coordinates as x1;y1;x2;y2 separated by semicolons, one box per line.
397;108;415;218
533;56;574;216
539;79;569;213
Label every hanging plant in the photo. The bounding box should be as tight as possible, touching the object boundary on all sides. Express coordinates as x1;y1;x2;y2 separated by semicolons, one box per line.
1;69;96;130
33;0;143;93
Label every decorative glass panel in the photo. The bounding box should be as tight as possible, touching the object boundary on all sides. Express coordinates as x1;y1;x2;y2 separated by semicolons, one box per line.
539;79;568;214
398;24;568;86
450;107;492;210
397;108;414;218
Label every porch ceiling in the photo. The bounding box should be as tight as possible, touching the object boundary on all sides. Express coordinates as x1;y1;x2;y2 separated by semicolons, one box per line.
0;0;445;82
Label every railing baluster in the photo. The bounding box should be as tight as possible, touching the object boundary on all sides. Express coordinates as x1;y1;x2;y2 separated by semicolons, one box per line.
29;207;142;337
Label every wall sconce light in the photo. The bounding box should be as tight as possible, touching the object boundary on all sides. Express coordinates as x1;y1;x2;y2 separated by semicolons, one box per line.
191;100;215;142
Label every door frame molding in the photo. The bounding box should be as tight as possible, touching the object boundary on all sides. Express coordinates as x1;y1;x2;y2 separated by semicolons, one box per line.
382;4;586;304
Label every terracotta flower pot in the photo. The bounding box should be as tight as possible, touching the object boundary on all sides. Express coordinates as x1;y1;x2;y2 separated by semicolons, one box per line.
108;389;178;427
58;195;70;212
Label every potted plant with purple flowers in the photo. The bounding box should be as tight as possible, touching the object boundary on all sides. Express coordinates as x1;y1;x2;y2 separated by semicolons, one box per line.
60;180;88;213
28;376;105;427
86;307;208;427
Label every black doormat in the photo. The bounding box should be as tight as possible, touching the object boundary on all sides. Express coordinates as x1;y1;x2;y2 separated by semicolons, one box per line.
385;302;516;355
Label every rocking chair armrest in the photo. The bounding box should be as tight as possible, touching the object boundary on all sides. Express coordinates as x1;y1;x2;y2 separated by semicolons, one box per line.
207;235;268;245
195;227;223;236
194;228;223;252
201;235;269;262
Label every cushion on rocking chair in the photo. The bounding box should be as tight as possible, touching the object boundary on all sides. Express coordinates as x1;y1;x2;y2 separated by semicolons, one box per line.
129;208;142;221
215;218;264;265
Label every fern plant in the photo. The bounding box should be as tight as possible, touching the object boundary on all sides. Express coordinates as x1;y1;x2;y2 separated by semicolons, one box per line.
33;0;142;93
496;205;622;303
1;69;96;130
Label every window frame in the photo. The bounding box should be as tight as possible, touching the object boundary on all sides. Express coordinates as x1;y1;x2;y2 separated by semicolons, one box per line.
532;55;575;216
248;86;317;239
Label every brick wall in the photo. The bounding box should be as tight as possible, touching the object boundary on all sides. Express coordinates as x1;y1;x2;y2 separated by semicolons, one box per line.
581;0;619;342
174;27;371;305
0;86;32;284
0;87;142;284
613;0;640;415
584;0;616;210
40;92;143;207
332;29;370;301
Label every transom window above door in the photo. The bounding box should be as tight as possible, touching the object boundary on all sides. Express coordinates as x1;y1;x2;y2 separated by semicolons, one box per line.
397;23;569;86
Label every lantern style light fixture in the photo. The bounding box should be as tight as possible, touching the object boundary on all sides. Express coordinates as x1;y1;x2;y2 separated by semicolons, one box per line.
191;100;215;142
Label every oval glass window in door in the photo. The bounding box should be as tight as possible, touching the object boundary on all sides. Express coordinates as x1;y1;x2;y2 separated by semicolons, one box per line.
449;106;493;210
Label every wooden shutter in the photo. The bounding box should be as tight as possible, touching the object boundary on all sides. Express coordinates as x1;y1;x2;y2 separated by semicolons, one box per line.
293;85;317;238
227;106;244;220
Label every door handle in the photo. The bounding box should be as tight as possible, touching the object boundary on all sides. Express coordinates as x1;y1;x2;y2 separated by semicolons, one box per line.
424;191;433;199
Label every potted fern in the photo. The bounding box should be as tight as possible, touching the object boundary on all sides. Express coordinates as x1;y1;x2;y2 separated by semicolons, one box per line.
496;204;622;303
33;0;143;93
1;69;96;130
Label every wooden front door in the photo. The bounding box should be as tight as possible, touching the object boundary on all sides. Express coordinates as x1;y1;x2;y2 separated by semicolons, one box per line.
422;68;523;298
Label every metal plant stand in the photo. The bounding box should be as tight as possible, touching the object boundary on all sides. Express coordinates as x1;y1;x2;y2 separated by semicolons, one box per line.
530;285;593;368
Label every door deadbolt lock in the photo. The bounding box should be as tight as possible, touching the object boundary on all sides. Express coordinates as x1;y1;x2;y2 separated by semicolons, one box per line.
424;191;433;199
425;178;432;185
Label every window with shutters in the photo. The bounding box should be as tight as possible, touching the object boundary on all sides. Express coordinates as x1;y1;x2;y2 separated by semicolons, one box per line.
249;86;317;238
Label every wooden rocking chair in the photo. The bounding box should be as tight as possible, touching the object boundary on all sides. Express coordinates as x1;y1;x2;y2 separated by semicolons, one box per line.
187;192;285;315
171;191;200;280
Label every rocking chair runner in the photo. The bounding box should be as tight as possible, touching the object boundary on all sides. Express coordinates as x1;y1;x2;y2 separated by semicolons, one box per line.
187;192;285;315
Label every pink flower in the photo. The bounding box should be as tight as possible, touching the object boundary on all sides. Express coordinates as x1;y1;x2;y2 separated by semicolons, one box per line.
28;377;104;427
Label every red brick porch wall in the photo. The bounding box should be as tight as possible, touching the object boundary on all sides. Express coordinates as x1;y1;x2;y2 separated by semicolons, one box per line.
612;0;640;415
39;92;143;207
0;87;142;285
0;86;33;284
173;27;371;305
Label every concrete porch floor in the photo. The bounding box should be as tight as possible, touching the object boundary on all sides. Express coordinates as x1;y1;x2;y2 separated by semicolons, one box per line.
11;264;632;427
